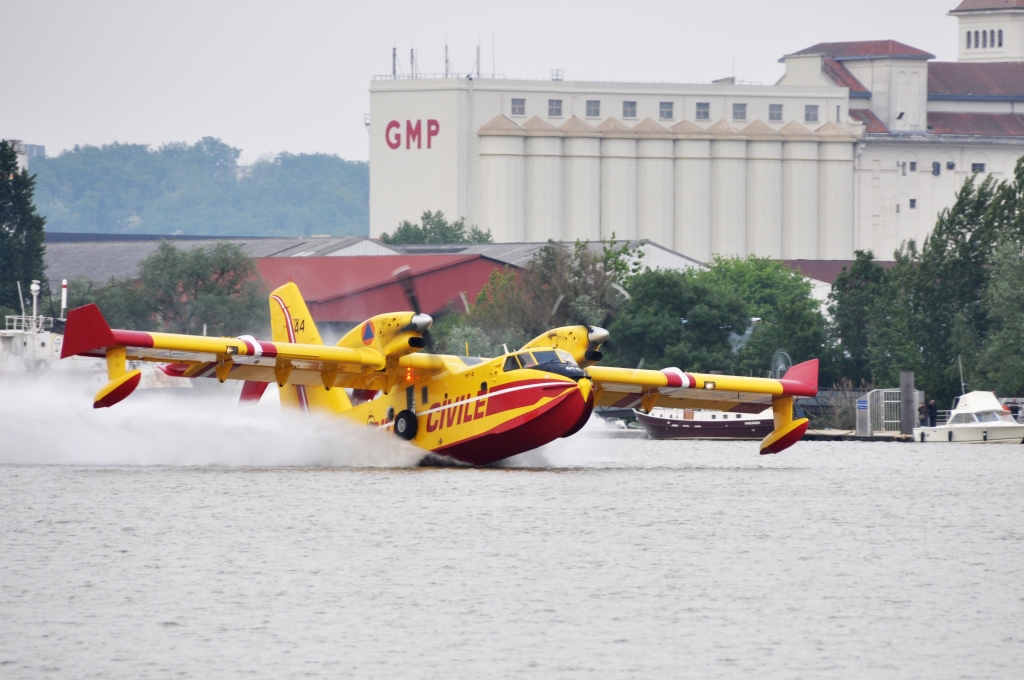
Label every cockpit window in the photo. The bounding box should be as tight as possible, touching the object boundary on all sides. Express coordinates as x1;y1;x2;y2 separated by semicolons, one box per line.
556;349;578;366
977;410;1015;423
531;350;559;365
520;353;539;368
503;355;522;372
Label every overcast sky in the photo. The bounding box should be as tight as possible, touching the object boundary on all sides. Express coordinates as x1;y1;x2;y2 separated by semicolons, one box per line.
2;0;959;163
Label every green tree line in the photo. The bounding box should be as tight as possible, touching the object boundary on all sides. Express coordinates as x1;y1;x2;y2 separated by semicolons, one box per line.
31;137;368;237
0;141;47;315
829;162;1024;406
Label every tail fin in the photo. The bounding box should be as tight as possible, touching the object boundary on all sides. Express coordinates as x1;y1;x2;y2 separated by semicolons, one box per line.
269;282;324;345
268;282;352;415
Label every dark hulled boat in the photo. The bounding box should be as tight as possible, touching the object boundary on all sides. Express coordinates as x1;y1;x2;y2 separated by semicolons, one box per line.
635;407;775;440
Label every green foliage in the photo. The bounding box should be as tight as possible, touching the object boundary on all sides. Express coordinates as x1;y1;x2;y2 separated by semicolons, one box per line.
827;250;886;384
690;256;833;379
609;269;748;371
824;162;1024;407
379;210;492;244
429;237;643;355
73;242;269;336
30;138;368;236
977;241;1024;395
0;141;47;311
695;255;813;318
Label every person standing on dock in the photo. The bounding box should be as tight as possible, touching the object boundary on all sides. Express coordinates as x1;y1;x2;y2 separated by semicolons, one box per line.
918;402;928;427
927;400;938;427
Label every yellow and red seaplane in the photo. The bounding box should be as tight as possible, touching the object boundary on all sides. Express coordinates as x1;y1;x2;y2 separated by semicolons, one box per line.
60;280;817;465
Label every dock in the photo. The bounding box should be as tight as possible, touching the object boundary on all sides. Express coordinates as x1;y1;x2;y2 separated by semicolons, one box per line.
804;429;913;442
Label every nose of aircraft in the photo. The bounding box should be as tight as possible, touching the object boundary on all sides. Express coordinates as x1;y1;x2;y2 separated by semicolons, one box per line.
577;376;593;404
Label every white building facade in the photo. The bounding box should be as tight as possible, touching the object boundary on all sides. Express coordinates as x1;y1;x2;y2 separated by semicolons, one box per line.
369;1;1024;261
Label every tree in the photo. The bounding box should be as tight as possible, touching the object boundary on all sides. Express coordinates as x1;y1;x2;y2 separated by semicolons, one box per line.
608;269;748;372
78;242;269;336
977;240;1024;396
428;238;643;356
379;210;492;244
691;256;833;379
29;138;369;237
863;174;1001;405
0;141;46;313
827;250;886;384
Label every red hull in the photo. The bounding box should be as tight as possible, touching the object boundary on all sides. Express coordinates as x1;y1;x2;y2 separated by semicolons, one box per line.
433;385;592;466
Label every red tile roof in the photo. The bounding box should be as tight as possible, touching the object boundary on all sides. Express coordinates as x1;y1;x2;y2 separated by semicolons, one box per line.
822;58;870;94
951;0;1024;12
256;254;511;322
927;112;1024;136
789;40;934;60
929;61;1024;97
849;109;890;133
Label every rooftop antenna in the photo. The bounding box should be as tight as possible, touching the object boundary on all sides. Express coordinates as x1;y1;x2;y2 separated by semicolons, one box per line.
492;32;495;76
392;46;397;79
445;41;449;78
16;281;26;316
410;47;415;79
476;42;481;77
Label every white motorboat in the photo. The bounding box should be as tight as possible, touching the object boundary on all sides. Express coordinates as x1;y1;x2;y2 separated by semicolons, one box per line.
914;391;1024;444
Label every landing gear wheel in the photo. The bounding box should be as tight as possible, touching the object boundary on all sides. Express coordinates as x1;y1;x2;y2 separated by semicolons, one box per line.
394;409;418;441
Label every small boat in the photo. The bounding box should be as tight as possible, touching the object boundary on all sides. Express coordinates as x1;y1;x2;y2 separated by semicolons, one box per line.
914;391;1024;443
634;406;775;440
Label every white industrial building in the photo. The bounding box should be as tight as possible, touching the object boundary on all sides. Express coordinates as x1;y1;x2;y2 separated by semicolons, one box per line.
369;1;1024;261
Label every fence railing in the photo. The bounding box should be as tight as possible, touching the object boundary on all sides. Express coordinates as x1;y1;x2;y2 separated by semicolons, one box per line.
4;315;54;333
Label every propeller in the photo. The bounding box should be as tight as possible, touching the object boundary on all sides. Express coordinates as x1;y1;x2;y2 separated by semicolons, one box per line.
393;266;434;350
584;326;609;362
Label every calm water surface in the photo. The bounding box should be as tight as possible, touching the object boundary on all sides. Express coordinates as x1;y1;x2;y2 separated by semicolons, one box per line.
2;432;1023;679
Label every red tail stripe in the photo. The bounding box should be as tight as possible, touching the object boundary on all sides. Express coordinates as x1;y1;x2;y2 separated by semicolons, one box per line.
111;330;155;348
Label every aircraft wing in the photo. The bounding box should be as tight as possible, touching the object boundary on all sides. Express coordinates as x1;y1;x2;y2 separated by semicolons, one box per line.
587;361;818;413
60;303;386;389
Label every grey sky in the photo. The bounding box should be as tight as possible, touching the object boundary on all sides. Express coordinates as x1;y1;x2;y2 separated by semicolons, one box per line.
1;0;958;163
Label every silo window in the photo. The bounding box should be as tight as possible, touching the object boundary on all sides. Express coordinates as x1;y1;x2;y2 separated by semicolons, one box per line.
511;98;525;116
909;162;917;172
805;105;819;123
984;31;988;48
909;199;917;209
659;102;674;120
972;163;986;173
975;31;980;48
999;30;1004;47
769;104;783;121
991;30;996;47
623;101;637;118
732;103;747;120
696;102;710;120
548;99;562;117
586;100;600;117
967;31;972;49
932;162;941;175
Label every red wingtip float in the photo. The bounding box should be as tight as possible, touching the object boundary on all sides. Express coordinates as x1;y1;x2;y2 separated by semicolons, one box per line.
61;282;818;464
